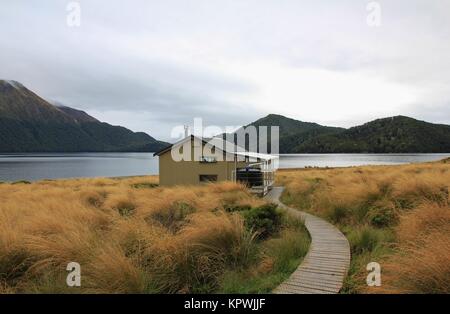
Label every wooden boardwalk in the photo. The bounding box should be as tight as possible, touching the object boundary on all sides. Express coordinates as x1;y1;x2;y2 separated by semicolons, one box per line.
265;187;351;294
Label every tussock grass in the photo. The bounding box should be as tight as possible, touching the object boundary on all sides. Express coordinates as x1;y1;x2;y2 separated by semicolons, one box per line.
279;160;450;294
0;176;309;293
219;216;310;293
346;225;394;255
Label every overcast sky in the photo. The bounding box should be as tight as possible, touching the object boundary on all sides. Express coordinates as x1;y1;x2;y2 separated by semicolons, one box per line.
1;1;449;141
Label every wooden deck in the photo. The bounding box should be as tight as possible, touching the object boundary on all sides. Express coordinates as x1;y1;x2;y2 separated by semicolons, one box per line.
265;187;351;294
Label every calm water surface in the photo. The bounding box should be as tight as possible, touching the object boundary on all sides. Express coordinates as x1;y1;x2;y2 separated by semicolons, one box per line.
0;153;449;182
278;153;450;168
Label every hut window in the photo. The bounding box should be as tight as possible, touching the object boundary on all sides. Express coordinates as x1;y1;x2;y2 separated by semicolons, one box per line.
199;175;218;182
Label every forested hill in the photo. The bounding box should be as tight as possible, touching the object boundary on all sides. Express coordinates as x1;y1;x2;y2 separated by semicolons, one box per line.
0;80;169;152
243;114;450;153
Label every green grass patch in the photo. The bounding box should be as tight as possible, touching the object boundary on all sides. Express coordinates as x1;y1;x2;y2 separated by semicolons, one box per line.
219;271;288;294
340;224;395;293
131;182;159;189
218;216;310;293
12;180;31;185
346;225;394;255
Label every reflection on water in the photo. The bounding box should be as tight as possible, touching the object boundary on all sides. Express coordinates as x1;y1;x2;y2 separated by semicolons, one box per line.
0;153;159;181
0;153;449;182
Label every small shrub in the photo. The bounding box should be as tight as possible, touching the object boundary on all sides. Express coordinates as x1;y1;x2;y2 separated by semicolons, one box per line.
223;204;251;213
243;204;282;238
366;206;398;228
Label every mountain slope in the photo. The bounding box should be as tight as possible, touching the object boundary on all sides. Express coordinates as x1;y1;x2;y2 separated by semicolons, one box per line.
55;104;99;123
0;81;73;123
247;114;341;135
238;114;344;153
0;80;169;152
239;114;450;153
295;116;450;153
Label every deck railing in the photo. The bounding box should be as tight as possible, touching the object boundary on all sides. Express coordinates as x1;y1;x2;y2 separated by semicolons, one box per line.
231;168;275;196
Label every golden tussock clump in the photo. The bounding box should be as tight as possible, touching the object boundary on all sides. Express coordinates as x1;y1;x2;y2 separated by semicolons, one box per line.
1;176;305;293
369;201;450;294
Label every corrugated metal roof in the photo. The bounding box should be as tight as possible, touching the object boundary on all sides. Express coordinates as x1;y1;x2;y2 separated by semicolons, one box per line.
154;135;278;160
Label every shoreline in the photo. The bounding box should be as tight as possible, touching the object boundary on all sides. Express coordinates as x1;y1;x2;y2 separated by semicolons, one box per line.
2;157;449;183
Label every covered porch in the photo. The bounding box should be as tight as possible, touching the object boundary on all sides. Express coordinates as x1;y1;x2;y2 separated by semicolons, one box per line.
231;152;278;196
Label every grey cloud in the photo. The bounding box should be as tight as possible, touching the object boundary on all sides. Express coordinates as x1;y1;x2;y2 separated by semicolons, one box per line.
0;0;449;141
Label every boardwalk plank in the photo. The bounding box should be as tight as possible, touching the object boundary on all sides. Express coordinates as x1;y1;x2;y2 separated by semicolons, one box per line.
265;187;351;294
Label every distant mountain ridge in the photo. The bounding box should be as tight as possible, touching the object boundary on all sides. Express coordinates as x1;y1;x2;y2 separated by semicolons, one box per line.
295;115;450;153
242;114;450;153
0;80;169;152
240;114;344;153
2;80;449;154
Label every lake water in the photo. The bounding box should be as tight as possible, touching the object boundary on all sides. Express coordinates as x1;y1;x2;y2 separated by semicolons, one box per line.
0;153;449;182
